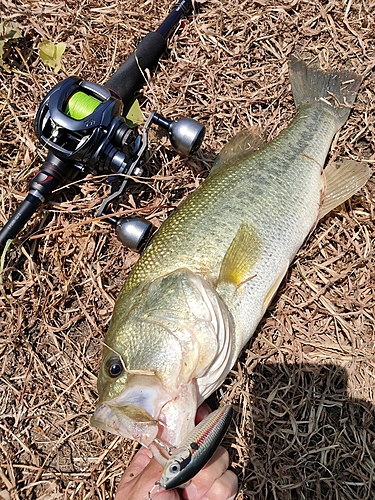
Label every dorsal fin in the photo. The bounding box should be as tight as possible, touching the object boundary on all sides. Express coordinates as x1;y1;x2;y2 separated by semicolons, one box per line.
319;159;371;219
210;127;266;175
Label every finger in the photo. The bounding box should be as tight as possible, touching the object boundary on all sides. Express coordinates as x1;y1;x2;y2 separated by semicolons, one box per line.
116;456;180;500
119;447;153;484
182;446;230;499
195;403;211;424
203;470;238;500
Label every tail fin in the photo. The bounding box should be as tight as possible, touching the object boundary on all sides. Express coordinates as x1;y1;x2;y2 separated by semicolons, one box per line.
288;55;362;132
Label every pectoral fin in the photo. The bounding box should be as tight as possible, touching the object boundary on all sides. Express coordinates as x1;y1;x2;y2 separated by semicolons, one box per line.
211;127;266;175
218;224;262;287
319;160;370;219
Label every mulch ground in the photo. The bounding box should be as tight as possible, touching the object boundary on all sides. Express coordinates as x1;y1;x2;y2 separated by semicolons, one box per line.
0;0;374;498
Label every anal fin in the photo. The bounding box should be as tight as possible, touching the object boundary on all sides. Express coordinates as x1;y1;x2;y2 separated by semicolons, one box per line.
320;159;371;219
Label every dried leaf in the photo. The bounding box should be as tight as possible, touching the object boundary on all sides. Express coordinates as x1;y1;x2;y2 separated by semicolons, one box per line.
0;20;22;69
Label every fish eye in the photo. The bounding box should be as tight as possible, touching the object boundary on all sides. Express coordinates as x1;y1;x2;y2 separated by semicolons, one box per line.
168;462;180;475
106;356;123;378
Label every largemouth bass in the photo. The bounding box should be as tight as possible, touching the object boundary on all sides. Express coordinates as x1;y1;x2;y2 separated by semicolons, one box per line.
91;56;370;462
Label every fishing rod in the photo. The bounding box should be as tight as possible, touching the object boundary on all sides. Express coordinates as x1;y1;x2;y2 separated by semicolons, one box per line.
0;0;205;252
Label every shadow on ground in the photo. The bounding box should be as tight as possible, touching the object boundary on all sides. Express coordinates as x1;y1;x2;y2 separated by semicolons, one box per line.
226;361;375;500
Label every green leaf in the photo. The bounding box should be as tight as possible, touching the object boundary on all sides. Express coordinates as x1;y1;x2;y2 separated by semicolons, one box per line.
0;21;23;70
38;39;66;73
0;21;22;41
125;99;144;127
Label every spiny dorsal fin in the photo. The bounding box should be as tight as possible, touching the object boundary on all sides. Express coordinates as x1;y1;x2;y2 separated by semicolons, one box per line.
211;127;266;176
319;159;371;219
218;223;262;287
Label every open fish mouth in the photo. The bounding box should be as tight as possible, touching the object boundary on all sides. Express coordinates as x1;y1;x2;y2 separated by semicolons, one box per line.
91;372;173;446
91;402;160;446
91;376;199;455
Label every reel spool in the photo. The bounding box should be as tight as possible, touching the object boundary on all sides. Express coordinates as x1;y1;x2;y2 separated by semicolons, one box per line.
65;91;102;120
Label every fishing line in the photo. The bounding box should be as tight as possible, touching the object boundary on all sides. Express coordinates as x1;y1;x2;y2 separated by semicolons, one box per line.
65;91;101;120
146;482;163;499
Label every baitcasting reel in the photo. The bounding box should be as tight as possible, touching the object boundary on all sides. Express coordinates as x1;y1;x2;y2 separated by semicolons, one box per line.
33;76;205;251
0;77;204;252
0;0;203;253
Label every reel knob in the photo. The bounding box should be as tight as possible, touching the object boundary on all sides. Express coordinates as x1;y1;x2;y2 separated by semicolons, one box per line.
151;112;205;155
110;216;154;252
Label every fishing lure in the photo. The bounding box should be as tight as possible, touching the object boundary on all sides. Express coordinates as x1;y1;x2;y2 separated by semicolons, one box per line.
159;405;233;490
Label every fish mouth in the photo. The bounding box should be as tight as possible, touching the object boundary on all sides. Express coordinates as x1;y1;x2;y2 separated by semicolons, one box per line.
91;402;160;446
91;374;171;446
91;375;198;456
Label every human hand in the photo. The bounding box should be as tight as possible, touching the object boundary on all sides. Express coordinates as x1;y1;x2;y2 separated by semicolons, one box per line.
115;404;238;500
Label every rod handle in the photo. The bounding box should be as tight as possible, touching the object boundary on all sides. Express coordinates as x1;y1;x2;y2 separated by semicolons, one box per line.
105;32;167;108
0;192;43;248
0;153;75;248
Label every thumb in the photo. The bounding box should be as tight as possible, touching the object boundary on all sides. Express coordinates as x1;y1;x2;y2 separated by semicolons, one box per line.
119;447;154;484
115;449;180;500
